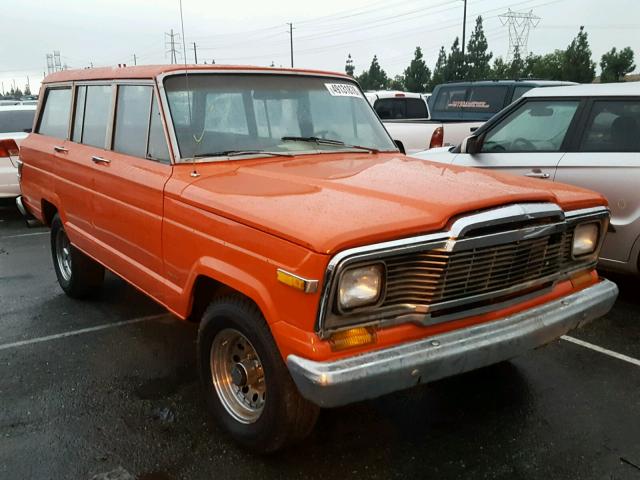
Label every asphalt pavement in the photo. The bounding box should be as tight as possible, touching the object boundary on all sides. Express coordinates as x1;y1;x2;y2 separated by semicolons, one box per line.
1;198;640;480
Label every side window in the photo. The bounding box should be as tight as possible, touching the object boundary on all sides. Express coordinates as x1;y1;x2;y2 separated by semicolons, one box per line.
82;85;112;148
432;87;468;112
580;100;640;152
37;87;72;138
465;86;508;113
147;95;171;163
512;86;534;103
113;85;153;158
481;100;579;153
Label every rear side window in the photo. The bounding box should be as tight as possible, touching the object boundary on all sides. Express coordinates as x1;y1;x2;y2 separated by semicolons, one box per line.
512;86;534;103
580;100;640;152
464;86;508;113
113;85;153;157
432;87;468;113
0;109;35;134
82;85;112;148
374;98;427;119
37;88;71;138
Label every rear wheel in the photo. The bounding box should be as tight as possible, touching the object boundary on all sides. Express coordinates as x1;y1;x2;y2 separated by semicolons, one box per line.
198;295;319;453
51;213;105;298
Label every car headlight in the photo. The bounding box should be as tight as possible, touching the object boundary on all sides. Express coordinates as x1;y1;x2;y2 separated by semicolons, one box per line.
338;264;384;310
572;222;600;257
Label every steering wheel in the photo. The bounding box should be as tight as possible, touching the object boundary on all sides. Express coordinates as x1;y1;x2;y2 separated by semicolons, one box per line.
314;129;341;140
512;137;536;151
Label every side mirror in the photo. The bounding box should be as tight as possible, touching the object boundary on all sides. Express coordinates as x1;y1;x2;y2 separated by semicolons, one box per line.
394;139;406;155
460;135;483;155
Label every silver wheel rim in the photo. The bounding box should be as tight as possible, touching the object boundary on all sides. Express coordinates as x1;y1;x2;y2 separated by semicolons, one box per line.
55;227;72;282
210;328;266;424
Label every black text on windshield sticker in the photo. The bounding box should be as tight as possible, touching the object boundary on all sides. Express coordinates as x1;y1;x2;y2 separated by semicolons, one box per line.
325;83;362;98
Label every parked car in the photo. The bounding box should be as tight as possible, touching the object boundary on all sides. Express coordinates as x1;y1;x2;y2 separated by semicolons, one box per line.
366;90;431;120
18;65;617;452
0;104;36;197
412;82;640;275
385;80;574;154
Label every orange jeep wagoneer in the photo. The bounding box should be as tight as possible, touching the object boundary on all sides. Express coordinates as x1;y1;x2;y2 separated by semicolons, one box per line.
17;65;618;452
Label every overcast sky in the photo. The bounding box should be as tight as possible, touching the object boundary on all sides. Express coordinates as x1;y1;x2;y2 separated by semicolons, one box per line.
1;0;638;94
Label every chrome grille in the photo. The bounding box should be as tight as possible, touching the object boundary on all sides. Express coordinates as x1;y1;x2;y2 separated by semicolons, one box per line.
383;230;574;307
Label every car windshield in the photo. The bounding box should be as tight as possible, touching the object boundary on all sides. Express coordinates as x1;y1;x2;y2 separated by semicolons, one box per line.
164;74;397;161
0;109;35;134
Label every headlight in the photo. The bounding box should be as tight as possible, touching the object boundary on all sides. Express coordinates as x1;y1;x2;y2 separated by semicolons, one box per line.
338;264;384;310
572;222;600;257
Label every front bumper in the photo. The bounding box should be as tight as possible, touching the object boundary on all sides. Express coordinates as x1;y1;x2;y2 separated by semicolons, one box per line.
288;279;618;407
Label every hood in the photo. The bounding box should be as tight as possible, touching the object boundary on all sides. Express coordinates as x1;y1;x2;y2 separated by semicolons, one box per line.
172;153;606;254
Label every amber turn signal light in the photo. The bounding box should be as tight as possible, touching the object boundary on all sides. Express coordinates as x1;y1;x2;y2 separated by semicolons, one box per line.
329;327;377;351
570;270;595;289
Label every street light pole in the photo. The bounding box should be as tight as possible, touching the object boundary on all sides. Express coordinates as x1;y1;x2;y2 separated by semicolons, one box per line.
461;0;468;58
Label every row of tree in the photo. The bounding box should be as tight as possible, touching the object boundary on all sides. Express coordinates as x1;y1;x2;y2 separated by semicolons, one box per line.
0;86;31;100
349;17;636;92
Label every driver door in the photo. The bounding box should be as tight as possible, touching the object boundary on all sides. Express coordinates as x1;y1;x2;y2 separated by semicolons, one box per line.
452;99;582;180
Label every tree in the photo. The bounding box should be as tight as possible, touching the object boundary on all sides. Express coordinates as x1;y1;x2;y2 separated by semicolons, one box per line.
389;75;405;90
600;47;635;82
24;84;31;96
356;55;389;90
525;50;565;80
445;37;466;81
465;16;492;81
403;47;431;93
507;47;525;79
345;53;355;77
490;57;509;80
430;46;448;89
562;26;595;83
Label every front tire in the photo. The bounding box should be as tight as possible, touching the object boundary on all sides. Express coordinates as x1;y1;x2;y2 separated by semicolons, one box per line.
198;295;319;453
51;213;105;298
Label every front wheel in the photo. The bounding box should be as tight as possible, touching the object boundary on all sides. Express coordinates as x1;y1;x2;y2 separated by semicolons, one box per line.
198;295;319;453
51;213;105;298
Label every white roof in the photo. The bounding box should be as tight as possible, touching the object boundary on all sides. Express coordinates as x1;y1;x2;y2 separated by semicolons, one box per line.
524;81;640;98
365;90;427;99
0;104;37;112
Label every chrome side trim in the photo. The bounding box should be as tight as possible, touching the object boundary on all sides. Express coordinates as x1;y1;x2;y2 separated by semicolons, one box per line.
292;279;618;408
315;203;610;338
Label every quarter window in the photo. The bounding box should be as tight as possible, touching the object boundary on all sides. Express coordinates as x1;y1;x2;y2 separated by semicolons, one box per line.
113;85;153;158
37;87;71;138
82;85;112;148
481;100;579;153
580;100;640;152
147;95;171;163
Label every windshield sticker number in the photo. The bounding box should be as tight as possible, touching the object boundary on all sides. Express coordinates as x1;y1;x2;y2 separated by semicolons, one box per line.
325;83;362;98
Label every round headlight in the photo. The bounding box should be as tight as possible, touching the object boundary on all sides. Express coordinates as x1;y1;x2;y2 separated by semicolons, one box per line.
338;264;384;310
572;222;600;257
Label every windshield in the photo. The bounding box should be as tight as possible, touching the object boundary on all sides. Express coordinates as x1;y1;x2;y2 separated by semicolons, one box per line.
0;109;35;134
164;74;397;160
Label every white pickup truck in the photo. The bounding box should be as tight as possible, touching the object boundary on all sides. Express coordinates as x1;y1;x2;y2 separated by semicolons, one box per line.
369;80;574;154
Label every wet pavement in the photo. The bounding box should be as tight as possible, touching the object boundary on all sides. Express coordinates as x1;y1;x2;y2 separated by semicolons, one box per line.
1;198;640;480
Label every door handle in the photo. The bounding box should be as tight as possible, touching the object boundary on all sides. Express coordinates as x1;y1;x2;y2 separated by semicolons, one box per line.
54;145;68;153
525;171;550;179
91;155;111;164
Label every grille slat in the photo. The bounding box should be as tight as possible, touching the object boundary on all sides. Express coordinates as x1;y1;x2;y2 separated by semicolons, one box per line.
381;231;575;308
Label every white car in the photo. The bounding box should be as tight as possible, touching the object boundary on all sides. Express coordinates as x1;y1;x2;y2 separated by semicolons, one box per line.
412;82;640;275
0;105;36;197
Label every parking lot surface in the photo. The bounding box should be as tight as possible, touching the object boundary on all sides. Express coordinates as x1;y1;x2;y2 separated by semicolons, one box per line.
1;199;640;480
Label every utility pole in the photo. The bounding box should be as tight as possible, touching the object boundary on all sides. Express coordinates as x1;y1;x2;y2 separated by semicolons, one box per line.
192;42;198;64
133;54;137;65
287;22;294;68
165;29;181;64
461;0;468;58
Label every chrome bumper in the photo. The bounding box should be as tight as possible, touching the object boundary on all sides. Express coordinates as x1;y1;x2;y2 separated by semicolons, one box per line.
288;279;618;408
15;195;28;217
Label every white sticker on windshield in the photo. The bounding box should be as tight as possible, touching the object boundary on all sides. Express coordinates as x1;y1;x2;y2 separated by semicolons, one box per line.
325;83;363;98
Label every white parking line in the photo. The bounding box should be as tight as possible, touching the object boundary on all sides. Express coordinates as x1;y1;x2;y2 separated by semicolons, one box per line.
561;335;640;367
0;231;48;239
0;313;171;352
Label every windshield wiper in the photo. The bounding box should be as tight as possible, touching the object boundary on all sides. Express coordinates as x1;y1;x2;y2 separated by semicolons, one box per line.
281;136;380;154
192;150;293;159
